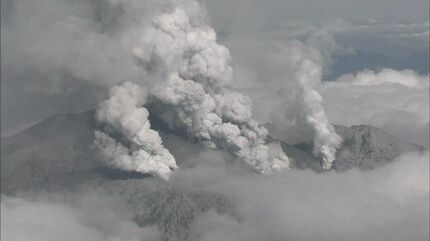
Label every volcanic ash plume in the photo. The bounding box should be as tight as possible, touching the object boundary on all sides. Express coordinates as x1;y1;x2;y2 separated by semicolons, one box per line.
289;42;342;170
94;82;177;180
140;6;290;174
95;3;290;177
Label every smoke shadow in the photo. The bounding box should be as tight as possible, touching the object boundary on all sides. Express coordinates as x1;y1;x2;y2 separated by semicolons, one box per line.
97;167;154;180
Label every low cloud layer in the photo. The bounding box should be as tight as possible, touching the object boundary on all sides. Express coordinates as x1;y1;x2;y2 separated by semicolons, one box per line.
1;194;162;241
321;68;429;147
171;151;429;241
2;148;428;241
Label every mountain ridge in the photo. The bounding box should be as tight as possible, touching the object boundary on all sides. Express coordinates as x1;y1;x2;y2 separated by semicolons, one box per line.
1;110;423;241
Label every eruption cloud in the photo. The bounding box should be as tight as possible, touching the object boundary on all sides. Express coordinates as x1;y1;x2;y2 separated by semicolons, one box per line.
270;39;342;170
223;33;344;170
282;41;342;170
95;82;177;180
94;1;290;178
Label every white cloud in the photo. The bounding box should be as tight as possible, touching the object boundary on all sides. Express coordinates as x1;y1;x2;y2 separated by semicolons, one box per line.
1;194;162;241
172;151;430;241
320;68;429;147
204;0;429;34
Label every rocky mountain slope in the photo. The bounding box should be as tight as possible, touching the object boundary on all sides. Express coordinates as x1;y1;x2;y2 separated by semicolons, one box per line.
280;125;423;172
1;110;423;240
1;110;234;241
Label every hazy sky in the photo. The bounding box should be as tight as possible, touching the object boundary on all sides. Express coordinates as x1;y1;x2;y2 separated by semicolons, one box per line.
1;0;429;136
205;0;429;34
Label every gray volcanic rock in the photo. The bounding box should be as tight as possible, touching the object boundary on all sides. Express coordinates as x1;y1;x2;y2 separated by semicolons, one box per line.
0;110;233;241
332;125;424;171
278;124;424;172
1;111;100;194
1;111;424;240
97;179;234;241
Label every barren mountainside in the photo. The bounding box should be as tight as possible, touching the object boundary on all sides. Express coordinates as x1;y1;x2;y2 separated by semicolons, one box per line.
0;110;423;240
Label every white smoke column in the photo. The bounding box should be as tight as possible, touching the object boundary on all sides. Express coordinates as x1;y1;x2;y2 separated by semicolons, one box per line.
94;82;177;180
133;5;290;174
286;41;342;170
94;1;290;176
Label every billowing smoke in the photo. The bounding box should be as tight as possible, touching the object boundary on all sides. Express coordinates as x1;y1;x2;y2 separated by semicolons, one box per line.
285;41;342;169
94;82;177;180
94;1;290;178
222;29;346;170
